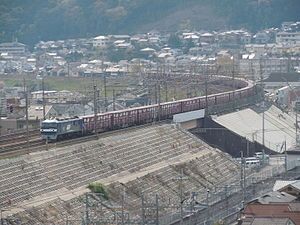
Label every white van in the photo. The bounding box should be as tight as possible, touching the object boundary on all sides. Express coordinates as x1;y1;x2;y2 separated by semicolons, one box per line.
245;157;261;167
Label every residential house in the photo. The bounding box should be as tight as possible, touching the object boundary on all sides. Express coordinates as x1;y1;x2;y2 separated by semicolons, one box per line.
284;147;300;171
109;35;131;43
273;180;300;199
241;203;300;225
199;32;215;44
239;191;300;225
92;36;109;48
28;105;58;120
52;104;90;117
0;117;39;135
240;217;296;225
263;72;300;88
253;31;271;44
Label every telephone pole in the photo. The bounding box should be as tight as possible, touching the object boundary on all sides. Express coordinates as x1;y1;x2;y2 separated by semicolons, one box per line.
232;58;236;109
158;83;161;121
42;75;45;120
260;57;266;163
240;151;246;208
103;75;107;112
174;168;188;225
23;77;29;147
203;65;208;110
165;81;168;102
113;89;116;111
93;85;97;134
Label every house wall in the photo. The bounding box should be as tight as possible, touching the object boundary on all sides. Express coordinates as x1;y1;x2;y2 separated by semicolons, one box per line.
286;153;300;170
191;117;274;157
0;118;17;135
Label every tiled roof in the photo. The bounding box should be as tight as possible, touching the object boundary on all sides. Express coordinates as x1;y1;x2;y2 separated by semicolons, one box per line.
241;217;293;225
257;191;296;204
243;203;300;224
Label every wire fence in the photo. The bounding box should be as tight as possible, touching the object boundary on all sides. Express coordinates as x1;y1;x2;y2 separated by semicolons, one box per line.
2;158;299;225
159;162;289;225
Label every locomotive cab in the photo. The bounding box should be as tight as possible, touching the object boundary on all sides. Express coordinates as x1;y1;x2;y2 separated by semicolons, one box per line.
40;119;58;141
41;117;84;141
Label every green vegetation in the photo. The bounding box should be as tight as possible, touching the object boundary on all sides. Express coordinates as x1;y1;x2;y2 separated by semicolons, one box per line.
1;75;93;92
42;77;91;92
0;0;299;46
88;182;109;199
168;34;183;48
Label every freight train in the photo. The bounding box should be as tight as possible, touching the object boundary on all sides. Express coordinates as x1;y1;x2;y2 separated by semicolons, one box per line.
40;78;260;141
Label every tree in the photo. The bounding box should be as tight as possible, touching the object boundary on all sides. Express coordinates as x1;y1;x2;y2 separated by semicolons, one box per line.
168;34;183;48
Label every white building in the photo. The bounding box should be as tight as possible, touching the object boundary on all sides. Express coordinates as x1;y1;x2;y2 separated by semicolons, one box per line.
239;54;289;80
0;42;26;56
276;32;300;45
92;36;109;48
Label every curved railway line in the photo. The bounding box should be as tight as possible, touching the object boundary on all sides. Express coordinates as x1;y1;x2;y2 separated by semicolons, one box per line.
0;76;262;158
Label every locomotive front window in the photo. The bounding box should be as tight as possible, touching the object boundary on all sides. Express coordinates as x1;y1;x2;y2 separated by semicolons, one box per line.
41;123;57;129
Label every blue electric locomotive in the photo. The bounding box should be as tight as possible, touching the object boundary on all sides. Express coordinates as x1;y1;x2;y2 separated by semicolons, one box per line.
40;117;84;141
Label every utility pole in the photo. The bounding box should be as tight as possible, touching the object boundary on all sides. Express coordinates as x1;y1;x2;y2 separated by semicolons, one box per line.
121;190;125;225
240;151;246;208
232;58;236;109
1;209;3;225
284;80;300;146
206;189;210;224
42;75;45;120
93;85;97;134
85;194;90;225
165;81;168;102
103;75;107;112
260;57;266;164
174;168;188;225
158;83;161;121
113;89;116;111
246;138;250;157
23;77;29;147
147;83;151;105
284;140;288;173
154;83;158;104
67;62;70;77
203;64;208;111
141;194;145;225
155;194;159;225
224;185;229;216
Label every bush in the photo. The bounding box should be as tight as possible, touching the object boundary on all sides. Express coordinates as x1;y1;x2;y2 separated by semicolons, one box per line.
87;182;109;200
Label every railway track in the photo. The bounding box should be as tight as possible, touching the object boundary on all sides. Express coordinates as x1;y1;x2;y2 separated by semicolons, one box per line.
0;129;39;139
0;139;45;158
0;122;169;159
0;129;40;145
0;76;258;159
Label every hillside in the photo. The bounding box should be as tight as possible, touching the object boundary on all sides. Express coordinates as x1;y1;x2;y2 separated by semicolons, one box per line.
0;0;299;45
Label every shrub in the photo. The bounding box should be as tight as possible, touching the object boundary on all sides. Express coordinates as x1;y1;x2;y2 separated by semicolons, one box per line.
88;182;109;200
